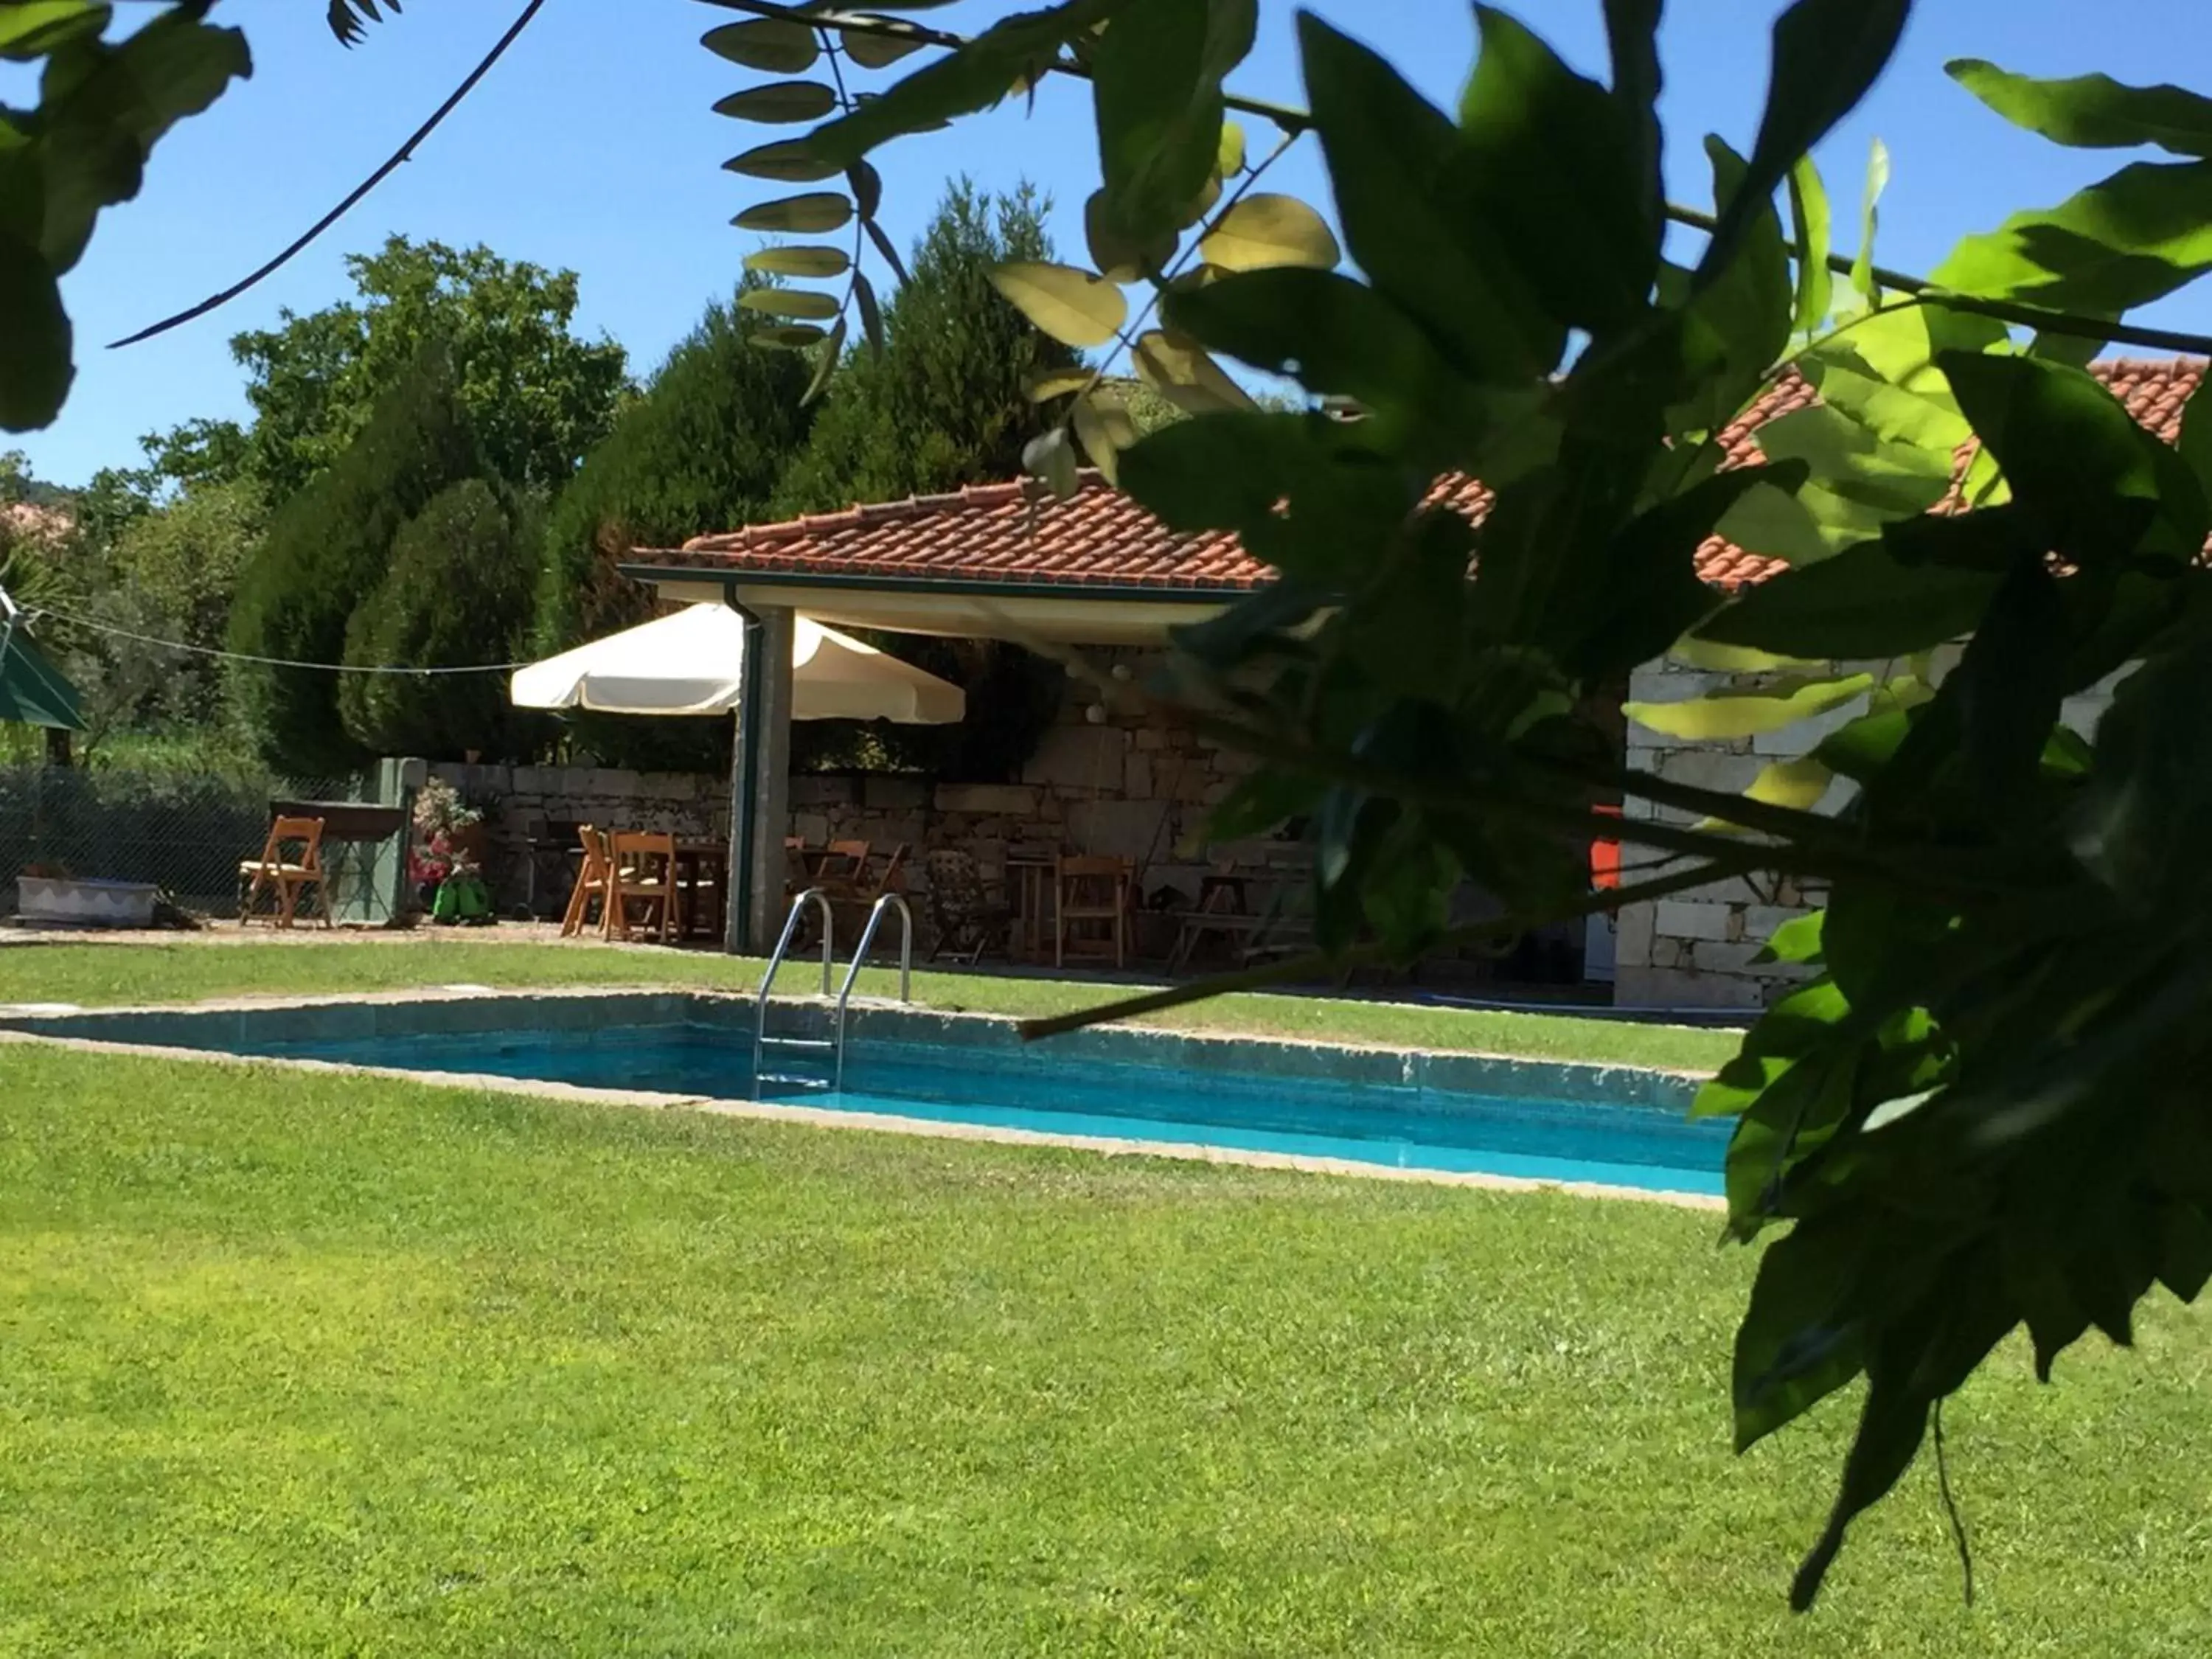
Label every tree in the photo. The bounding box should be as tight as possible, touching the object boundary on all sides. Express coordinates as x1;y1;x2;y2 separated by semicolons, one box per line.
771;181;1077;515
86;476;262;731
538;288;812;651
533;287;814;771
771;181;1079;779
230;236;629;499
745;0;2212;1607
339;478;535;759
229;349;486;773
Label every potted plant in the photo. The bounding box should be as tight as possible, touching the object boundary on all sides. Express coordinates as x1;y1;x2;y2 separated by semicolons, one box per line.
409;779;493;925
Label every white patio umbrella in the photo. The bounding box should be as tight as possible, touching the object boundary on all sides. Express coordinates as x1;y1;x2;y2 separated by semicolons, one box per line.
510;603;964;724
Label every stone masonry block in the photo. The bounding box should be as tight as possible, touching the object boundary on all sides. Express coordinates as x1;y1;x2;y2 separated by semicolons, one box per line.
1022;726;1127;790
1615;901;1656;969
1653;899;1733;942
935;783;1040;815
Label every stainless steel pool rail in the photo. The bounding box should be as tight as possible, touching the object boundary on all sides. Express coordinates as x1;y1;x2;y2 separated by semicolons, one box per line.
833;893;913;1092
753;888;836;1092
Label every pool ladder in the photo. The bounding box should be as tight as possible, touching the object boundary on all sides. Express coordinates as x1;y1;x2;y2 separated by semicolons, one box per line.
752;888;913;1096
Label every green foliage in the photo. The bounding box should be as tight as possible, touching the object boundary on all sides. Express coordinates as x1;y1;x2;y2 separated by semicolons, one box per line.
534;288;813;773
230;236;628;500
338;479;534;760
815;0;2212;1608
0;1;250;431
772;181;1076;779
105;476;265;728
229;351;486;774
773;181;1074;512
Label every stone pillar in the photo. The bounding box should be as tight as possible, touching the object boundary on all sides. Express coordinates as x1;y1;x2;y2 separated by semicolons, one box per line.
726;604;795;955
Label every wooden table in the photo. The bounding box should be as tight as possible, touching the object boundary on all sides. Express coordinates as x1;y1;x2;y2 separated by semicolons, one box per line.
674;841;728;943
1004;846;1060;961
268;799;410;922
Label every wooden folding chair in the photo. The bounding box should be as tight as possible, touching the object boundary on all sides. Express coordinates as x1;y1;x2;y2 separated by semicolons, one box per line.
240;815;334;929
605;831;679;944
1056;854;1131;970
560;824;612;938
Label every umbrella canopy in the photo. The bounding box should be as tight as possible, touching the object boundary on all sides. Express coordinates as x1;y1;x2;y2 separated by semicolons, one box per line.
0;622;85;731
510;604;964;725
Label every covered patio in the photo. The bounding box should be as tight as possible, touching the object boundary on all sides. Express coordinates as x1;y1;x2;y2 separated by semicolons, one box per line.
621;473;1327;971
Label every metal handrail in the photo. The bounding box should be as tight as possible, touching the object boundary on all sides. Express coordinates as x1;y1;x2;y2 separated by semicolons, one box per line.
833;892;914;1091
753;888;835;1085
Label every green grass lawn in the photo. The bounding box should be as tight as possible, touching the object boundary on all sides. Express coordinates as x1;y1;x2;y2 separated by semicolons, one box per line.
4;1044;2211;1655
0;938;1739;1073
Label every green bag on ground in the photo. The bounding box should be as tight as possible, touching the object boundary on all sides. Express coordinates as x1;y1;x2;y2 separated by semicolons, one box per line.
432;874;492;925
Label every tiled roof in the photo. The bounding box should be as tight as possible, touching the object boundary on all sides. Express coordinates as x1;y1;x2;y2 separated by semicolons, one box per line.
628;358;2207;596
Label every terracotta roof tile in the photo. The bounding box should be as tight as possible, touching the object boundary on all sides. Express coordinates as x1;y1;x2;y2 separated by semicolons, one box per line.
625;359;2208;596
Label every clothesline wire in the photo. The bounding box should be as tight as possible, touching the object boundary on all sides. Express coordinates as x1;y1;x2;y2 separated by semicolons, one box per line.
24;601;532;677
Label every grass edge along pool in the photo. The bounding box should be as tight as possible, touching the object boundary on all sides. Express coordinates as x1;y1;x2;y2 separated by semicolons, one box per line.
0;992;1724;1198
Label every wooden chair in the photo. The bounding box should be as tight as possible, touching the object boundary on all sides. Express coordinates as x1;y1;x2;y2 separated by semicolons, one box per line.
240;816;334;929
820;838;872;889
924;849;1011;964
605;831;679;944
1055;854;1131;970
560;825;612;938
866;843;909;900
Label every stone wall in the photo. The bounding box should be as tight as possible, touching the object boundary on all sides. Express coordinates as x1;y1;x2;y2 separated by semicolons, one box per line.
430;652;1274;924
790;651;1268;911
428;760;728;913
1616;649;2124;1009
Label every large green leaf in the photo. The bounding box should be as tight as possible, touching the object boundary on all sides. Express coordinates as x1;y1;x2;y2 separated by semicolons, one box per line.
990;260;1127;348
1624;672;1874;740
732;191;852;233
1163;266;1489;446
0;229;70;429
36;5;252;271
1197;194;1338;272
724;139;844;184
1601;0;1663;262
841;18;928;70
702;18;820;74
1697;0;1909;285
1786;154;1833;332
1452;6;1653;335
1298;13;1560;383
0;0;105;60
1939;349;2209;563
1930;158;2212;318
1091;0;1254;246
1697;541;2001;658
1666;140;1792;436
714;80;840;125
1565;462;1806;678
804;0;1126;166
738;288;841;320
1949;59;2212;156
742;245;850;279
1849;137;1888;303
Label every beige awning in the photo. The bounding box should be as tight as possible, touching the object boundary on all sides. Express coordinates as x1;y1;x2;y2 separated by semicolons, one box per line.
510;604;964;723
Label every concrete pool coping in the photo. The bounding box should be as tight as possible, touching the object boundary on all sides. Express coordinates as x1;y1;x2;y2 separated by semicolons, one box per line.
0;989;1724;1211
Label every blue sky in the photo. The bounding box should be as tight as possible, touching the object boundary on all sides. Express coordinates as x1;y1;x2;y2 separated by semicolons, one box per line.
12;0;2212;485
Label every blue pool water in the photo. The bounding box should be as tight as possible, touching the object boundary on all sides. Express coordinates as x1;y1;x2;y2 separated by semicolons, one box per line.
237;1021;1727;1197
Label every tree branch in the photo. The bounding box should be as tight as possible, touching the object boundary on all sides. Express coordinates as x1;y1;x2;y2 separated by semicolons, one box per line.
107;0;550;349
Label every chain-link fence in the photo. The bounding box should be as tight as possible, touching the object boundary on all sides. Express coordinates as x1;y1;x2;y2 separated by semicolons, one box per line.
0;764;410;922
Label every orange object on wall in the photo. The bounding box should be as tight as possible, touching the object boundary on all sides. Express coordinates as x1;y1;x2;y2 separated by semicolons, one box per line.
1590;802;1622;891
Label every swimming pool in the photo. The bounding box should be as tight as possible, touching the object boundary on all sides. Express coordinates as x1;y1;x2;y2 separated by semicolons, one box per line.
209;1010;1726;1197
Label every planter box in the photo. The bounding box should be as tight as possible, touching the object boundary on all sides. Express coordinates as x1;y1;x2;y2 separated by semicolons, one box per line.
16;875;159;928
